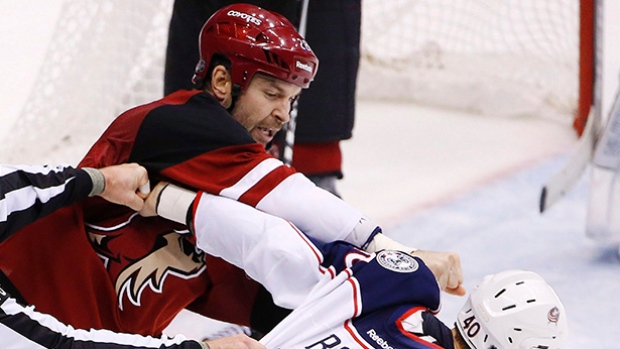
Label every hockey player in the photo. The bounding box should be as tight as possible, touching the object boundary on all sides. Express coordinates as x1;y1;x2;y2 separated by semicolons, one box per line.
0;3;462;340
0;163;262;349
164;0;361;197
143;183;569;349
261;269;568;349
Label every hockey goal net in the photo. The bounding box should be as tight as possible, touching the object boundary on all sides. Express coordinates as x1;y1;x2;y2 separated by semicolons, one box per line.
0;0;594;165
357;0;594;133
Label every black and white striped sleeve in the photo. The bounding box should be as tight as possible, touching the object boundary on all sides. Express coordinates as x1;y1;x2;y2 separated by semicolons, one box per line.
0;287;204;349
0;164;93;243
0;165;208;348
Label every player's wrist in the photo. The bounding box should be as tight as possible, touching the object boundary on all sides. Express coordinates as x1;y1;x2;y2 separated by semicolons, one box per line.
82;167;106;197
156;183;196;225
365;233;418;254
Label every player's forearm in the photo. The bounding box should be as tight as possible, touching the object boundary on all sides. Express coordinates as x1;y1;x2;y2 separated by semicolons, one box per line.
154;176;413;254
154;183;463;297
259;175;418;253
155;185;328;308
193;192;327;308
255;173;377;247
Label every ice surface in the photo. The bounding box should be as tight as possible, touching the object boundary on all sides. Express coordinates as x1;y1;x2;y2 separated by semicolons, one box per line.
1;1;619;348
387;155;618;349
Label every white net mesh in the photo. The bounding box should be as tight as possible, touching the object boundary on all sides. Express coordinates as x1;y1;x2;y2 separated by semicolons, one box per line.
358;0;580;123
0;0;582;165
0;0;173;165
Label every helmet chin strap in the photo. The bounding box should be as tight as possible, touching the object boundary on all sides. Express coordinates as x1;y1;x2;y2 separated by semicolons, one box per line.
226;83;242;114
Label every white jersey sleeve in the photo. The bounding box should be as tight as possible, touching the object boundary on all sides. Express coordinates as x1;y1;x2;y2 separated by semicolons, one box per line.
191;192;335;308
189;193;446;349
254;173;378;248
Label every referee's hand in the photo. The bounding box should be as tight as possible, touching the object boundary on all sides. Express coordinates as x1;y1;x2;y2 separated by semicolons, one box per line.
98;163;149;211
203;334;265;349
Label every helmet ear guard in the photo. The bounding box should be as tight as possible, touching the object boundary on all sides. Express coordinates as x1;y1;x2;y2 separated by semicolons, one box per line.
456;270;568;349
192;3;318;91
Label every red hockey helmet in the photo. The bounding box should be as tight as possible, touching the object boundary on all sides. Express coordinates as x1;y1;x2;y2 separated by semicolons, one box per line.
193;3;318;90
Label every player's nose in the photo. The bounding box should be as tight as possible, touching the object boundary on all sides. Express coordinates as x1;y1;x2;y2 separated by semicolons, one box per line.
273;101;291;124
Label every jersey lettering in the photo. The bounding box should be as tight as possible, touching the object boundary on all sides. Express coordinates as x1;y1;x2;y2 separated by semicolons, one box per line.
305;334;348;349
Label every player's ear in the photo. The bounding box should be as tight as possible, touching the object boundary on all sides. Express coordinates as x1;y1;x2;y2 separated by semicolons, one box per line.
210;65;233;108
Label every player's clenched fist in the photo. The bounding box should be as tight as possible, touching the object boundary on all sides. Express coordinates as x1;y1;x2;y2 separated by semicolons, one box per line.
203;334;265;349
138;180;168;217
364;233;465;296
411;250;465;296
97;163;150;211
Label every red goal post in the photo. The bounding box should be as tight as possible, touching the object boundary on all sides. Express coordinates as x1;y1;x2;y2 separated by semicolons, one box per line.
576;0;596;136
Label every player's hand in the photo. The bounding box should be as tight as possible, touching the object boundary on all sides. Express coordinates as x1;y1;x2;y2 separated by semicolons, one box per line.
411;250;466;296
98;163;150;211
363;234;465;296
139;181;169;217
203;334;265;349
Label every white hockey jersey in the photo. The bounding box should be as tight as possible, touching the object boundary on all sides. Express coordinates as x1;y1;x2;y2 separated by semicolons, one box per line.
189;193;454;349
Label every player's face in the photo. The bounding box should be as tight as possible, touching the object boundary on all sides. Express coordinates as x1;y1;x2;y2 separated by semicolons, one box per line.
232;73;301;146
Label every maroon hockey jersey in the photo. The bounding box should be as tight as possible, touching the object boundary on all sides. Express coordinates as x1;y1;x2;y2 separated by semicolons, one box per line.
0;90;370;336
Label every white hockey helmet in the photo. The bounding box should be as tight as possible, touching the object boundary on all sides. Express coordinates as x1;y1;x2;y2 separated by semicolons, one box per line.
456;270;568;349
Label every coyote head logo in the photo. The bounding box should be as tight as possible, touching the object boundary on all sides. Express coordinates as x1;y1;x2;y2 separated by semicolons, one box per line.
112;232;206;310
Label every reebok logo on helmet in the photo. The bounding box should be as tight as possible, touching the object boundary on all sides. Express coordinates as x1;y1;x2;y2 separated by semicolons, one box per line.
227;10;262;26
296;60;313;73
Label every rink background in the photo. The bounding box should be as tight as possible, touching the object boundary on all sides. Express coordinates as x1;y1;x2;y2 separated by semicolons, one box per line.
2;1;620;348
